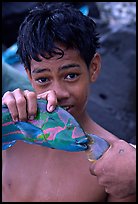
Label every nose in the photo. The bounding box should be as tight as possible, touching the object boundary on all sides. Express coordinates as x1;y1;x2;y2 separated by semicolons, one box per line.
51;81;70;102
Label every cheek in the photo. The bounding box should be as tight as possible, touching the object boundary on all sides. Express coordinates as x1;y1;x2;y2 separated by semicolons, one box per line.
31;81;48;95
73;82;90;106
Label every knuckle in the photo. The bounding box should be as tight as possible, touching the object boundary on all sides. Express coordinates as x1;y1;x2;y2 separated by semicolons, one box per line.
50;90;56;95
16;88;21;91
3;91;11;97
26;91;36;99
16;97;26;106
114;139;126;148
47;90;55;94
118;139;126;144
13;88;22;94
2;91;12;102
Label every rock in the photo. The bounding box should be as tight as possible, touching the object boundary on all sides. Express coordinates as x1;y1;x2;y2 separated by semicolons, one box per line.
87;24;136;144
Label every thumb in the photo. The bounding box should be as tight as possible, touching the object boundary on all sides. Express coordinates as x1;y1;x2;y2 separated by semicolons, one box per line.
89;144;112;176
89;161;97;176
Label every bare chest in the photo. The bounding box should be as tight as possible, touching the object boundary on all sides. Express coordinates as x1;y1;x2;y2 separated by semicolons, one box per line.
2;143;106;202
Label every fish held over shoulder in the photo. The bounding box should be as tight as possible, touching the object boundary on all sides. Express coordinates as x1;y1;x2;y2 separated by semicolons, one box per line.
2;99;110;160
2;99;88;151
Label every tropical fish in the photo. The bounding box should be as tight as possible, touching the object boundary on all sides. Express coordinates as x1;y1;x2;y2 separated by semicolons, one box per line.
2;99;109;160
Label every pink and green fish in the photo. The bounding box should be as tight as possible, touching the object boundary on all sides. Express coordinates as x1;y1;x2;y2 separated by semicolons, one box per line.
2;99;109;160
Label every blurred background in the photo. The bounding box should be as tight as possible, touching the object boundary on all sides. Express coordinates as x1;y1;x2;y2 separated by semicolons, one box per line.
2;2;136;144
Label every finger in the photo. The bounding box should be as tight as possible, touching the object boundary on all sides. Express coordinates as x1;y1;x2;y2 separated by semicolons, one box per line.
46;91;57;112
89;161;97;176
24;90;37;120
2;91;19;122
13;89;27;121
89;145;113;177
37;90;57;112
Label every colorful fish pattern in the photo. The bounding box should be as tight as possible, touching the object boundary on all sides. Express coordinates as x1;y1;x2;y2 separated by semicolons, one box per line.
2;99;109;160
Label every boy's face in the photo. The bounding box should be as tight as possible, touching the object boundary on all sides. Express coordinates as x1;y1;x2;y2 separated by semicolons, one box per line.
26;45;100;122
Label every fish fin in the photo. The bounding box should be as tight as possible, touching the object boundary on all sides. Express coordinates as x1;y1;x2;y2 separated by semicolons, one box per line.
2;140;17;150
75;136;88;145
15;121;43;139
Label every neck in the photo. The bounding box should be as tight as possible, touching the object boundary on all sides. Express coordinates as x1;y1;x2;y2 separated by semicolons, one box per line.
76;111;94;133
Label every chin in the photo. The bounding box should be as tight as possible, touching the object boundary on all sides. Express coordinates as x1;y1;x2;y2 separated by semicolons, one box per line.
67;108;77;119
67;106;85;124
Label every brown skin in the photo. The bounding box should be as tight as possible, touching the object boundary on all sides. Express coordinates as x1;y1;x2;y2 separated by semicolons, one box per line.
90;139;136;199
2;46;136;202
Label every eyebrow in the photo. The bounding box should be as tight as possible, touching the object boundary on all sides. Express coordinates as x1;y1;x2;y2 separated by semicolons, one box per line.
32;63;80;74
59;63;80;70
32;68;50;74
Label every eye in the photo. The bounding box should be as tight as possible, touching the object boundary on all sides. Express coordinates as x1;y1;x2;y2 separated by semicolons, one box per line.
65;73;79;80
35;77;49;84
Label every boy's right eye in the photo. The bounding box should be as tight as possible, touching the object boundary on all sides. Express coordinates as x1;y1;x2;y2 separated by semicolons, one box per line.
35;77;49;84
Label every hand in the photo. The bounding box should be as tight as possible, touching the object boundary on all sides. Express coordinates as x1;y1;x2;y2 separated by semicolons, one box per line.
89;139;136;198
2;89;57;121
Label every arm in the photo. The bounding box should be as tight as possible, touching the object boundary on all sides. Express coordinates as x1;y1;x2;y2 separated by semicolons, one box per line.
89;139;136;199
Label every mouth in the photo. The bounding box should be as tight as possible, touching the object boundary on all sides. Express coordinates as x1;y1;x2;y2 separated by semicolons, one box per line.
61;105;73;112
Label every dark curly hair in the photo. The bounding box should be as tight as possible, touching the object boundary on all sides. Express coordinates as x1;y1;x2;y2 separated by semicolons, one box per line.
17;2;100;71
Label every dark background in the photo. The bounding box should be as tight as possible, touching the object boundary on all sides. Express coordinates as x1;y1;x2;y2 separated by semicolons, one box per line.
2;2;136;144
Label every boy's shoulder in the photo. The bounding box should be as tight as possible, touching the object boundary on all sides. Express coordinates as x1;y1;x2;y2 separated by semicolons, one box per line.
86;119;118;143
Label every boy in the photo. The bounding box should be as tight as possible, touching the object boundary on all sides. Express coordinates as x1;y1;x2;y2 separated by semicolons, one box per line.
2;2;136;202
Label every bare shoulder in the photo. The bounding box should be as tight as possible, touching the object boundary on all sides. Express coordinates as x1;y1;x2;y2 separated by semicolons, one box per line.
85;118;119;143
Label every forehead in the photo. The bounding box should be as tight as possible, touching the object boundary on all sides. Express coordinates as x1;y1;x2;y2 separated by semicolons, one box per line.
30;46;86;71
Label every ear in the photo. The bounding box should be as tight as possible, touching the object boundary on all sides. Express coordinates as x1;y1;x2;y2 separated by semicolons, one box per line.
89;53;101;82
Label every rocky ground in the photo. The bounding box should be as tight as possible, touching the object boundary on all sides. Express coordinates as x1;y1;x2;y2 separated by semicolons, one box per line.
87;2;136;144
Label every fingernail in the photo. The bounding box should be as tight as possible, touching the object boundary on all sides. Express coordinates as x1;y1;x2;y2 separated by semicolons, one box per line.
13;117;19;122
28;115;35;120
48;106;54;112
